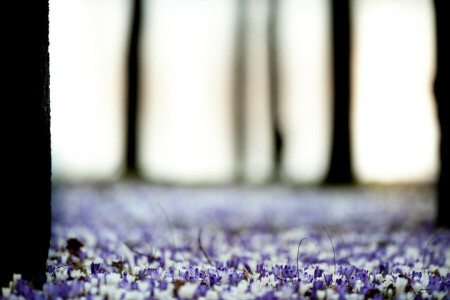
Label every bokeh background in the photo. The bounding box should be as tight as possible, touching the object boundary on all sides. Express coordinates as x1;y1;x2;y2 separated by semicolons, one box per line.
49;0;439;186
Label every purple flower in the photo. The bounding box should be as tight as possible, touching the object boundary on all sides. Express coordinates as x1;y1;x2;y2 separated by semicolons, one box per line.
272;266;281;277
256;291;278;300
15;279;34;299
427;275;447;291
337;284;347;299
227;258;240;269
377;262;389;275
314;267;324;279
294;280;300;293
312;280;324;290
412;271;422;279
256;263;264;273
348;276;356;289
194;284;209;297
90;262;101;276
228;272;241;286
43;280;83;299
339;265;355;278
67;266;74;277
373;294;383;300
356;269;369;284
209;274;221;286
157;256;165;267
324;274;333;286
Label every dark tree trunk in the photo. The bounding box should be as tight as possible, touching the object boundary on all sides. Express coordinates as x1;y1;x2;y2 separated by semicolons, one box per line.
268;0;283;180
433;0;450;228
126;0;142;176
1;0;51;288
234;0;247;181
326;0;354;184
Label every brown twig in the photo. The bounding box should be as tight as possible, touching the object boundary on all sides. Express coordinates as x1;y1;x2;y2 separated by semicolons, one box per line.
296;238;321;279
198;228;214;267
422;234;448;274
124;242;157;263
321;224;337;273
157;202;186;261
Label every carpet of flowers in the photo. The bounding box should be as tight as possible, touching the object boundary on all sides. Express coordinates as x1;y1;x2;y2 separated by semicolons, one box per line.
2;184;449;299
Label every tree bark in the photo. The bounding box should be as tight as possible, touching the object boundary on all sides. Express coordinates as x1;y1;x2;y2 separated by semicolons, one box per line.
1;0;51;288
433;0;449;228
326;0;354;184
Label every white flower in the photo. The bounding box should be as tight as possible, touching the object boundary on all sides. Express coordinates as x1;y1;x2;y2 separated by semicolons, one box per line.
99;285;118;299
154;287;175;299
124;290;145;300
251;272;260;281
393;256;405;264
137;280;149;291
90;287;98;295
404;247;420;261
84;282;92;292
70;269;83;279
266;274;276;287
218;271;228;285
91;277;99;286
355;280;363;293
383;275;394;288
420;273;429;287
114;288;126;300
132;266;141;275
300;282;312;296
247;260;257;273
175;252;185;261
387;288;393;297
13;274;22;283
438;267;448;277
251;280;268;296
347;292;364;300
165;259;175;268
106;273;121;286
8;295;26;300
275;285;293;299
260;276;269;286
433;291;448;300
178;282;198;299
396;294;407;300
2;287;11;298
395;277;408;294
56;269;68;280
237;280;248;294
61;252;69;264
316;290;326;300
326;287;339;300
136;256;148;267
205;289;220;300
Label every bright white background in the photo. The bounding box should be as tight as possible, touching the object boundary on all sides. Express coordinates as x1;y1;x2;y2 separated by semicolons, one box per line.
49;0;439;185
50;0;130;182
351;0;438;184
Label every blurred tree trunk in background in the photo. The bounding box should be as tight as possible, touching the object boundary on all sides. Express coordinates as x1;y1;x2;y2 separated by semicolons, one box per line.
326;0;354;184
268;0;283;180
234;0;247;181
126;0;142;176
434;0;449;228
